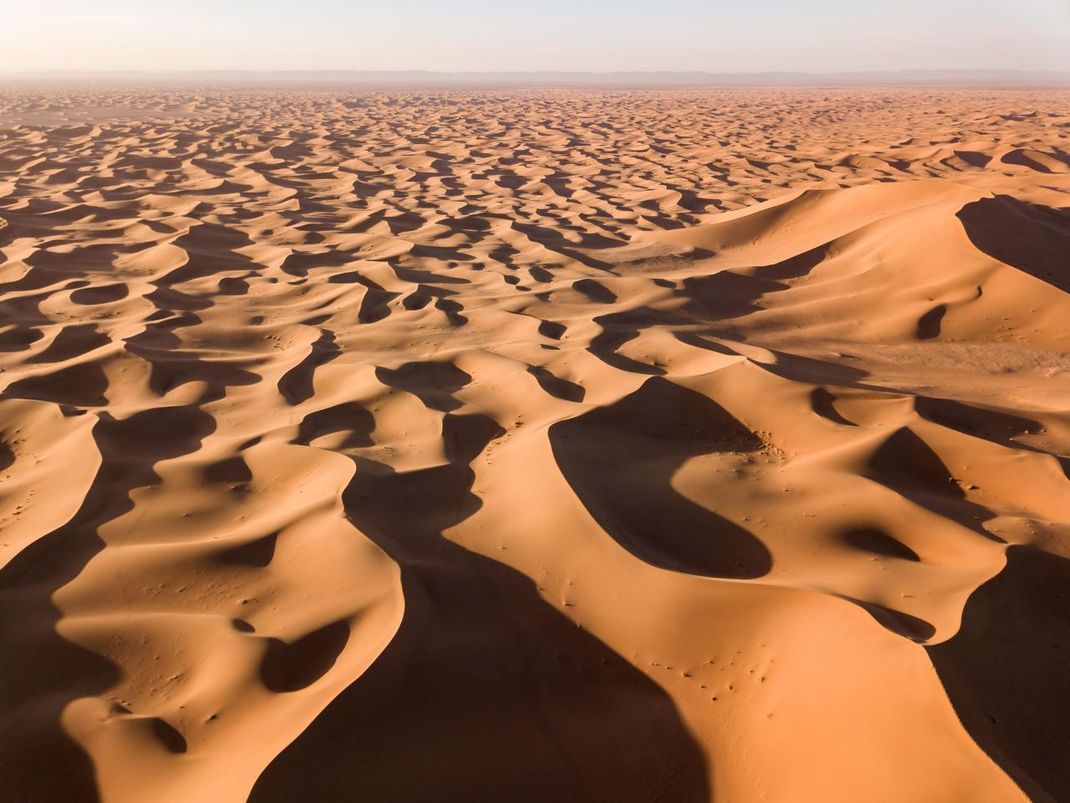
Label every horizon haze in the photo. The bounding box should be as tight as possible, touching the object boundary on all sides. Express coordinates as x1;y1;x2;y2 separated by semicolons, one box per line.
4;1;1070;74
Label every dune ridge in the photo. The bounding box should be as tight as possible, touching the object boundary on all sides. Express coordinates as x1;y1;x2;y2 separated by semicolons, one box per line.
0;87;1068;802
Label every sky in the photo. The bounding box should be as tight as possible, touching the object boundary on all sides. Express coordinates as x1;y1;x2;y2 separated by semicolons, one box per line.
4;0;1070;74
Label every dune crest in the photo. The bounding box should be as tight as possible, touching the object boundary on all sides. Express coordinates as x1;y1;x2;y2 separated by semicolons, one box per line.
0;87;1068;802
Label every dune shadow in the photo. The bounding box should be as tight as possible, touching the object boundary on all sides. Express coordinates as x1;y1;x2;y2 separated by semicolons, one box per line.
913;396;1070;481
929;546;1070;802
278;329;340;406
0;405;216;803
589;306;687;376
679;245;829;323
375;361;471;413
864;427;1000;542
957;196;1070;294
841;596;935;643
250;410;709;803
550;376;772;579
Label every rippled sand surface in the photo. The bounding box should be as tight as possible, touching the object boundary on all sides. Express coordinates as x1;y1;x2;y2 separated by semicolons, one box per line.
1;87;1069;802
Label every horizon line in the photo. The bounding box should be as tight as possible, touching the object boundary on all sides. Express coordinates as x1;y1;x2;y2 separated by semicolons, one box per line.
5;68;1070;89
7;68;1070;75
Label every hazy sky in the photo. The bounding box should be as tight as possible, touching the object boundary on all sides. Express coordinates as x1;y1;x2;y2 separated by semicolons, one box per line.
5;0;1070;73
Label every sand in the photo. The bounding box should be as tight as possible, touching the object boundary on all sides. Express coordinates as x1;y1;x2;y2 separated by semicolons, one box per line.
0;85;1068;802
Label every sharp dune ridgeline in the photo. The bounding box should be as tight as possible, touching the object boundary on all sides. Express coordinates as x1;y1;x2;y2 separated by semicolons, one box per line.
0;86;1068;802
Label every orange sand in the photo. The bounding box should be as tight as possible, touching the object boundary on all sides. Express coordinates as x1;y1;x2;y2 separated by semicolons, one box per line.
0;87;1068;802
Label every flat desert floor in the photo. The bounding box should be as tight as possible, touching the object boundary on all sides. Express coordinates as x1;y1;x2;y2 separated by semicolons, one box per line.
0;86;1068;802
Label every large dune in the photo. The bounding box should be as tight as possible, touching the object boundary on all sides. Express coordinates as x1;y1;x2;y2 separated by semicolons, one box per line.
0;86;1068;802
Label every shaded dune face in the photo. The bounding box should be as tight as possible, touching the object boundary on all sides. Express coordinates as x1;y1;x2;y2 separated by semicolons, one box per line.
550;377;773;578
251;411;709;803
958;195;1070;294
0;87;1068;802
930;546;1070;803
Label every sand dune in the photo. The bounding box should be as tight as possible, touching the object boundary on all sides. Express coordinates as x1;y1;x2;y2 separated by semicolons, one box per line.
0;87;1068;802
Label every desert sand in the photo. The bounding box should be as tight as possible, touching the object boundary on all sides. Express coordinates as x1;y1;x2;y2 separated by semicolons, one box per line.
0;85;1068;802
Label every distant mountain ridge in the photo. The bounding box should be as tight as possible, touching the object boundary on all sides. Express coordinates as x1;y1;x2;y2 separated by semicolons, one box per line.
6;69;1070;88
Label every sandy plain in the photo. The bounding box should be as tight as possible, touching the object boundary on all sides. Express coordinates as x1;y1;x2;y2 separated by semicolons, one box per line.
0;86;1068;802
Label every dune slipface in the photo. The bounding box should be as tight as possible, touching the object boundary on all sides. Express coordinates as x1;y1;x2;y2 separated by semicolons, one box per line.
0;87;1068;802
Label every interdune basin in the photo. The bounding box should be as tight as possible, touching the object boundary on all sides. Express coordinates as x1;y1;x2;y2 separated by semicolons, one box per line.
0;86;1068;802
